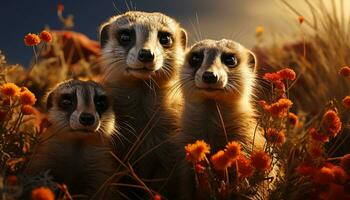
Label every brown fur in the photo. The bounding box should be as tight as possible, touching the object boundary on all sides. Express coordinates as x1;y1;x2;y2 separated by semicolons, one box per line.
175;39;265;199
99;11;187;198
25;80;117;199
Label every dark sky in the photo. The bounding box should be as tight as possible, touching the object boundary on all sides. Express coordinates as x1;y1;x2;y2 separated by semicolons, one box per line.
0;0;317;66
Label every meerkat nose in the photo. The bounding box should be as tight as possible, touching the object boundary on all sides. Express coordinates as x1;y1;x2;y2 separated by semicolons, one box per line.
138;49;154;63
79;112;95;126
202;71;218;84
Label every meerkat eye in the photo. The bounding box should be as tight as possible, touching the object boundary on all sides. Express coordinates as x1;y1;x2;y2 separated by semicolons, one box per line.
158;32;172;47
118;29;132;46
189;52;203;68
222;54;238;68
95;95;108;113
59;94;74;110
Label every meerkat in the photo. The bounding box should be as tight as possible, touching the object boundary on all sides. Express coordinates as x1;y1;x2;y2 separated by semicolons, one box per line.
25;80;118;199
99;11;187;198
177;39;266;199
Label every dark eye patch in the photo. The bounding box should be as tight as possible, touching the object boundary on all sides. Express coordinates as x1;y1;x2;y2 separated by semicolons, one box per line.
94;95;109;114
117;29;135;46
188;51;204;69
221;53;238;68
58;93;76;112
158;31;173;47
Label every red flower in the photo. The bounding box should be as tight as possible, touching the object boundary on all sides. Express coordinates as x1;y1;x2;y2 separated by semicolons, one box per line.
296;162;315;176
251;151;271;171
6;175;18;185
154;194;161;200
339;66;350;77
236;155;254;178
308;143;324;157
277;68;296;81
31;187;55;200
40;31;53;43
19;88;36;105
24;33;41;46
265;128;285;145
314;166;335;185
320;183;350;200
262;98;293;118
309;128;329;143
211;150;231;171
263;72;281;83
342;96;350;108
322;110;342;137
224;141;241;160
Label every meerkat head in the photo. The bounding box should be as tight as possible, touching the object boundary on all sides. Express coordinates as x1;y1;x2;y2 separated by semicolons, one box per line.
46;80;116;137
180;39;257;101
100;11;187;83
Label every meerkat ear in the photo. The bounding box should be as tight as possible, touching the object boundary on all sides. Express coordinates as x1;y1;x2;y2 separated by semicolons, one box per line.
46;92;54;110
247;51;257;70
100;23;110;48
179;28;188;50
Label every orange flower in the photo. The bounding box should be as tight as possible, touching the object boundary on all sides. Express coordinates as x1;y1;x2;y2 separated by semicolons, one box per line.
342;96;350;108
340;154;350;172
314;166;334;185
263;98;293;118
263;72;281;83
0;83;20;97
322;110;342;137
31;187;55;200
40;31;53;43
296;162;315;176
211;150;231;171
251;151;271;171
19;88;36;105
224;141;241;160
154;194;161;200
185;140;210;163
277;68;296;81
309;128;329;143
339;66;350;77
288;112;299;126
24;33;41;46
265;128;285;145
236;155;254;178
298;16;305;24
22;105;37;115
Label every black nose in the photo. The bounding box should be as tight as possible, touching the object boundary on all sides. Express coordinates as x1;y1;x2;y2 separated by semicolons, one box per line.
79;113;95;126
202;71;218;84
138;49;154;63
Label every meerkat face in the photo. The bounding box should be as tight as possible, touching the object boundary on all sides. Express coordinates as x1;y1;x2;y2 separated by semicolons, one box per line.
46;80;116;137
180;39;256;100
100;11;187;82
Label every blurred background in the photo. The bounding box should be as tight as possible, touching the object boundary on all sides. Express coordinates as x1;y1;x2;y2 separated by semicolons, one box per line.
0;0;340;66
